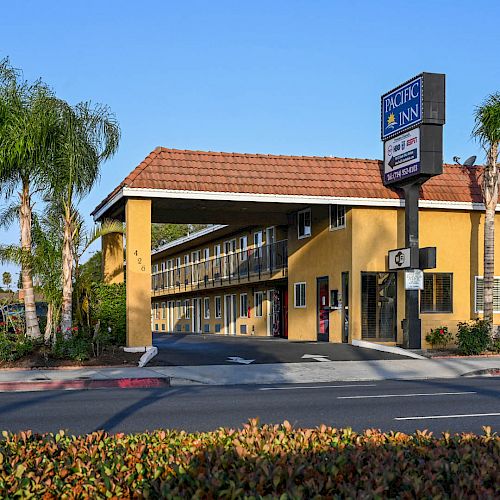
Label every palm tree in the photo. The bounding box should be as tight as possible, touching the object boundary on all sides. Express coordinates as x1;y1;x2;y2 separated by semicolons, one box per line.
472;93;500;332
49;101;120;332
0;58;58;338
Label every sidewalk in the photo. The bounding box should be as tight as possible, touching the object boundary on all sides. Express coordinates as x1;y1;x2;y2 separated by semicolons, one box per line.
0;357;499;391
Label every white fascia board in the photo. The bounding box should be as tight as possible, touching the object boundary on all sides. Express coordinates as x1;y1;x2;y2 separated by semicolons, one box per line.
123;187;494;211
93;187;494;221
152;224;228;256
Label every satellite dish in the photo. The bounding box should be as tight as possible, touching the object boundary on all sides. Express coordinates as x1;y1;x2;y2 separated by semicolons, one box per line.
463;156;477;167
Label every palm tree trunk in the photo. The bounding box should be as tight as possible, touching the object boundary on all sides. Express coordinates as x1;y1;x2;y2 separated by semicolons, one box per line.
19;179;41;338
60;206;74;334
483;143;499;332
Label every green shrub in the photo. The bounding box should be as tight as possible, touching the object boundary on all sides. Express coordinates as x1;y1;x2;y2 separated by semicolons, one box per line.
490;337;500;353
91;282;126;346
51;329;91;361
456;319;491;355
425;325;453;348
0;422;498;498
0;332;35;362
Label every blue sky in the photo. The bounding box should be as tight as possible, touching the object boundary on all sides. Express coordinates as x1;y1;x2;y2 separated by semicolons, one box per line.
1;0;499;284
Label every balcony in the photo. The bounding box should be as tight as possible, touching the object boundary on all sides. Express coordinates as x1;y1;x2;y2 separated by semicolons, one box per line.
152;239;288;296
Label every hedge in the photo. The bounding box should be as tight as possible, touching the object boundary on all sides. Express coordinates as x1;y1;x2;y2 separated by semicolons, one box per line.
0;421;498;498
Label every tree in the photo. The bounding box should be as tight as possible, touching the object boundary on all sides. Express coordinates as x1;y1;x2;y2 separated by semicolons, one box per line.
49;100;120;332
2;271;11;290
0;58;58;338
472;93;500;332
151;223;210;249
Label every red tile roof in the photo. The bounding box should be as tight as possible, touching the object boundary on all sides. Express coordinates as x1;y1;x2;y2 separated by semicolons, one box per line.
93;147;483;215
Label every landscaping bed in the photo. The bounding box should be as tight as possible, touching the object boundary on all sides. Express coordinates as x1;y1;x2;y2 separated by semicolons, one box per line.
0;421;498;498
0;344;141;369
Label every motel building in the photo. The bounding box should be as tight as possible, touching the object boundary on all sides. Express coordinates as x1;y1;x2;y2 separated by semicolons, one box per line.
93;147;497;350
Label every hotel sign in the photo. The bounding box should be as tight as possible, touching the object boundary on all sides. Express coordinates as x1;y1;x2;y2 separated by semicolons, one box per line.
384;128;420;184
382;75;422;140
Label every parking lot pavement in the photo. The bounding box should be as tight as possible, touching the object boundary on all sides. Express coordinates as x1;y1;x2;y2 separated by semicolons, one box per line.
150;333;408;366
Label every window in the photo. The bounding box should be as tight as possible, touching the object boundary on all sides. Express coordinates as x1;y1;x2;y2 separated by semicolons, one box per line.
298;209;312;239
254;291;263;317
204;297;210;319
215;296;222;318
176;300;182;319
175;257;181;281
154;303;160;319
184;299;191;319
184;255;190;265
161;302;166;319
294;282;306;308
240;293;248;318
330;205;346;230
214;244;221;270
421;273;453;313
474;276;500;313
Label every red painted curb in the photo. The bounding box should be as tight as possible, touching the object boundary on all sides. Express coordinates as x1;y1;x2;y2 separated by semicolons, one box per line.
0;377;171;393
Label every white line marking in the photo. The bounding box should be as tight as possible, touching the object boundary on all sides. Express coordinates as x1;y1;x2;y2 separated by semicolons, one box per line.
301;354;331;362
395;412;500;421
259;384;377;391
338;391;476;400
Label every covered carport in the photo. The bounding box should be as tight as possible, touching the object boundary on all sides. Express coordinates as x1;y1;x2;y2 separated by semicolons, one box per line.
92;147;374;348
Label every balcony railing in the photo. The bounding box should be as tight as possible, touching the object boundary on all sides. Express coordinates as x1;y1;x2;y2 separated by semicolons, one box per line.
152;239;288;294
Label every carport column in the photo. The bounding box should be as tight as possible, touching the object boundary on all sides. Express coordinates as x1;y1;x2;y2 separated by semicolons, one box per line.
102;231;124;284
125;199;152;348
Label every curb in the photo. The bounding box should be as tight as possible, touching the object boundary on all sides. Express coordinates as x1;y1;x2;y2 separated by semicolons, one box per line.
461;368;500;378
0;377;171;393
352;339;427;359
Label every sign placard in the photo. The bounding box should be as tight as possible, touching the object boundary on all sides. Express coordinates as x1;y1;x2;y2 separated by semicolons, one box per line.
388;247;411;270
384;128;420;184
405;269;424;290
382;75;422;140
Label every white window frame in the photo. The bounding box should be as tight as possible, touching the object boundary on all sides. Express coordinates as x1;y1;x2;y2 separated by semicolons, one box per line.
474;276;500;313
239;236;248;260
204;297;210;319
215;296;222;318
294;282;307;308
240;293;248;318
297;208;312;239
161;301;166;319
184;299;191;319
329;205;346;231
254;291;264;317
176;300;182;319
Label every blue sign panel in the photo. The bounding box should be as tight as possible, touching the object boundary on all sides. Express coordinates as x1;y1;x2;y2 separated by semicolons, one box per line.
381;75;422;140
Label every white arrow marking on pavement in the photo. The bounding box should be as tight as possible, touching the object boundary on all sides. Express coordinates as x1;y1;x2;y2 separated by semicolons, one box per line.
227;356;255;364
301;354;331;362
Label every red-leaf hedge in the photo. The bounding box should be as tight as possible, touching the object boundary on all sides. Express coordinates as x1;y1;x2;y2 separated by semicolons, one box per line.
0;420;498;498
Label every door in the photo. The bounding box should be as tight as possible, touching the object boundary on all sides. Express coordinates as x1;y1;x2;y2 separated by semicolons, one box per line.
168;301;175;332
265;227;275;270
317;277;330;341
361;272;397;341
253;231;263;273
192;298;202;333
266;289;282;337
283;289;289;339
341;272;349;343
223;240;236;277
224;294;236;335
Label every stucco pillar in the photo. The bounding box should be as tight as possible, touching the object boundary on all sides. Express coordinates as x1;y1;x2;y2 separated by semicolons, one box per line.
125;199;152;348
102;231;124;284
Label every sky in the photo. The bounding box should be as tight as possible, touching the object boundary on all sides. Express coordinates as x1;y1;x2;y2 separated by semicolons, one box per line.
1;0;499;285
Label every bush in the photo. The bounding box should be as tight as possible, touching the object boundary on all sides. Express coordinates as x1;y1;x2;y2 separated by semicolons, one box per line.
0;332;35;362
425;325;453;348
456;319;491;355
0;421;498;498
91;283;126;346
51;329;91;361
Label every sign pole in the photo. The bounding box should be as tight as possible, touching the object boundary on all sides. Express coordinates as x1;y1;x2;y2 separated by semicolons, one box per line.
403;181;422;349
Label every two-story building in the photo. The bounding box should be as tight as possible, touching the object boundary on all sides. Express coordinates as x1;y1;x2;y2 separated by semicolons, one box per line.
93;147;497;349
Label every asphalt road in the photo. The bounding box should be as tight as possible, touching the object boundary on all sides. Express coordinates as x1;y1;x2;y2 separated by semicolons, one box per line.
151;333;407;365
0;378;498;435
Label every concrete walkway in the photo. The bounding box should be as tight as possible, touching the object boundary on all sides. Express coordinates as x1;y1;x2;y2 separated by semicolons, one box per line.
0;357;499;390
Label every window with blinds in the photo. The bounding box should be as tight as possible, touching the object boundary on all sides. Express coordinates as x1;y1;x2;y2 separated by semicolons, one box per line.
420;273;453;313
474;276;500;313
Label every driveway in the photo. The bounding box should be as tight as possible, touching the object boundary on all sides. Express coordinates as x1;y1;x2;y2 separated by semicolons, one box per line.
151;333;408;366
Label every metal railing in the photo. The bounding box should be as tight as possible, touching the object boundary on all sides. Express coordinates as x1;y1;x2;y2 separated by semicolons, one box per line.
152;239;287;294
